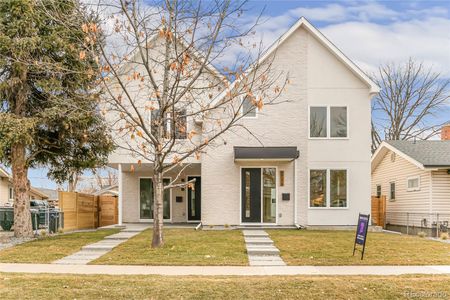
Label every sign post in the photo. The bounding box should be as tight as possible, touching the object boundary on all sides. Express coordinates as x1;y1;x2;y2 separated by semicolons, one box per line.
353;213;370;260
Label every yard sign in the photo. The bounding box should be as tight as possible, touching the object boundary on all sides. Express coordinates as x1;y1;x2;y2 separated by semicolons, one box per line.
353;213;370;260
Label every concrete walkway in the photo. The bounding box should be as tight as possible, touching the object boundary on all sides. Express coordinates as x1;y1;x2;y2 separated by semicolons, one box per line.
243;230;285;266
1;263;450;276
52;224;149;265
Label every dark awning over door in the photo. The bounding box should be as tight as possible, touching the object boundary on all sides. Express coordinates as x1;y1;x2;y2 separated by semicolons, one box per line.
234;147;299;161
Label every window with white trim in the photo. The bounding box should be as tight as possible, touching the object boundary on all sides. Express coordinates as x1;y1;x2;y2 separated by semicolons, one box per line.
309;106;348;138
309;169;348;208
8;187;13;200
407;176;420;191
390;182;396;201
376;185;381;198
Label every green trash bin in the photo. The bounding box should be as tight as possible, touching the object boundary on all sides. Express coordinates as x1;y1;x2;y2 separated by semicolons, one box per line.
30;209;40;231
0;208;14;231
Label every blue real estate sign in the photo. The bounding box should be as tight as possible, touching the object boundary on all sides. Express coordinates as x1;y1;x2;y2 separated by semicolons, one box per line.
353;213;370;260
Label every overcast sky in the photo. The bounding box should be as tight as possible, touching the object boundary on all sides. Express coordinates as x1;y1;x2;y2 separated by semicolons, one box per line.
26;0;450;189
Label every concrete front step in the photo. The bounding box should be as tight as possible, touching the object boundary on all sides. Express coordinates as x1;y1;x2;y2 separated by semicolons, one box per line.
244;238;273;245
104;233;137;240
248;255;284;261
242;230;269;238
82;244;118;251
246;248;280;256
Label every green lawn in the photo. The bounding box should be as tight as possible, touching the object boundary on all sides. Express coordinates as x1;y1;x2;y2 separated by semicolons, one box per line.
92;229;248;266
269;230;450;266
0;229;119;263
1;273;449;299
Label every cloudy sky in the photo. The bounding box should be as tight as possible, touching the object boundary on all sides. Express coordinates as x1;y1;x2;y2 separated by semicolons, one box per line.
26;0;450;189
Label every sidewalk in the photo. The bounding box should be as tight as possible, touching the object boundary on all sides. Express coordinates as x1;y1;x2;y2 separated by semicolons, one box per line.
1;263;450;276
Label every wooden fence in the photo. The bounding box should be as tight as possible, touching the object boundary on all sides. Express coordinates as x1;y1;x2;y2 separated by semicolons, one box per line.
371;195;386;228
59;191;118;231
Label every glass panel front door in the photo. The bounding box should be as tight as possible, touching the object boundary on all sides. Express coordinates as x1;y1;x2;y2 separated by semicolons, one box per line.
241;168;276;223
263;168;276;223
139;178;171;220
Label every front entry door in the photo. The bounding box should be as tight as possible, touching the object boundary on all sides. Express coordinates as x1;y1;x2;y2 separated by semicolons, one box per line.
187;176;201;221
241;168;261;223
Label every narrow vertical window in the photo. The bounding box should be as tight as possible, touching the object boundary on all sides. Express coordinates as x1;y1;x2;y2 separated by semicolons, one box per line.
390;182;396;201
245;171;251;217
330;107;347;137
310;107;327;137
310;170;327;207
376;185;381;198
330;170;347;207
242;96;257;118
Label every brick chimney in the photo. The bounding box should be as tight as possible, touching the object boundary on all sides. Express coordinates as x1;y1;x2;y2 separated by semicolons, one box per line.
442;124;450;141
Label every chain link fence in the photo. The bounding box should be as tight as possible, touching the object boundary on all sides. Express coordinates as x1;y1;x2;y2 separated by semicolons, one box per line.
385;211;450;238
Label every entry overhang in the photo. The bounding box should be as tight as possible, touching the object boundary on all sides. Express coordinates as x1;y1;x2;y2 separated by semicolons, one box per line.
234;147;299;161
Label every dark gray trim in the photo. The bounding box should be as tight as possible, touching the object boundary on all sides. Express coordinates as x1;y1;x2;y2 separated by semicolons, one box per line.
234;147;299;160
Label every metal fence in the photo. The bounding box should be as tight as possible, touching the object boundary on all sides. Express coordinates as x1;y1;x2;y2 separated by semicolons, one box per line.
385;211;450;238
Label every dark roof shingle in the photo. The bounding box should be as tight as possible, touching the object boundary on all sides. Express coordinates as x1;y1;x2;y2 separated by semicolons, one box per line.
386;140;450;167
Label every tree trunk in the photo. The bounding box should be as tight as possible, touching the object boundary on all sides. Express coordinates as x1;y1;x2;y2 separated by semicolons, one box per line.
12;142;33;238
152;171;164;248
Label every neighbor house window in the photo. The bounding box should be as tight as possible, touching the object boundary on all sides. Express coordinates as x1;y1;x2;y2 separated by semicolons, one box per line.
242;96;257;118
8;187;13;200
376;185;381;198
310;169;348;208
310;106;348;138
407;176;420;191
390;182;396;201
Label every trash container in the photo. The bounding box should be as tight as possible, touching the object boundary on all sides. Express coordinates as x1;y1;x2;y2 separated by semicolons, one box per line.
49;210;62;233
0;207;14;231
30;209;40;231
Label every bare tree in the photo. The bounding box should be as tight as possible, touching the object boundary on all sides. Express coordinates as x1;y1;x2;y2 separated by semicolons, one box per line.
87;0;288;248
371;58;450;152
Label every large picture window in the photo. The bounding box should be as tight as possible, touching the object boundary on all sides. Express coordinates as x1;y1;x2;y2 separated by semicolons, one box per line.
309;106;348;138
139;178;171;220
310;169;348;208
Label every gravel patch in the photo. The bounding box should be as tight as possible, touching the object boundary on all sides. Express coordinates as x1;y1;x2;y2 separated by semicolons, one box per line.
0;231;36;251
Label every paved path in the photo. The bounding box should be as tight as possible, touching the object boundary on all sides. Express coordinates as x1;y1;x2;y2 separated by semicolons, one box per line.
243;230;285;266
1;263;450;276
52;224;149;265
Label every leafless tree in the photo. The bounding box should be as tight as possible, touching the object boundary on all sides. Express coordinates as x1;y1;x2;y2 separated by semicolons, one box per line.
371;59;450;152
87;0;288;247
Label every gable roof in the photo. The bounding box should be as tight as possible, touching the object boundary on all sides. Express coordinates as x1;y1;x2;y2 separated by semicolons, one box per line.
260;17;379;94
372;140;450;171
212;17;379;106
0;166;49;199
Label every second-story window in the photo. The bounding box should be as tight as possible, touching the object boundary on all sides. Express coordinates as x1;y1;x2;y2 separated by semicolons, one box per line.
242;96;257;118
151;109;187;139
310;106;348;138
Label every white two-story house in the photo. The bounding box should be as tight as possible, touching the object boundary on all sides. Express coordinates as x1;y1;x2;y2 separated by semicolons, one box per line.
107;17;379;227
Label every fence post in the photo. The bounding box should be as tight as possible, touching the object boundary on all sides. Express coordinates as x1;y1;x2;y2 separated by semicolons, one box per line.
406;212;409;235
436;213;440;238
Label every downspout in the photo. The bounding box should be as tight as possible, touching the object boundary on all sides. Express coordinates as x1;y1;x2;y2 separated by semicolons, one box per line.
118;163;123;226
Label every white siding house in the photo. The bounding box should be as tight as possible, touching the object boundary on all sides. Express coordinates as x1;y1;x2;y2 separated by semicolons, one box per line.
371;139;450;234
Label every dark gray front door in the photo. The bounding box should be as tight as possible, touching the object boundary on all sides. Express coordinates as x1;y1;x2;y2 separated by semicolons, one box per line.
241;168;261;223
187;176;201;221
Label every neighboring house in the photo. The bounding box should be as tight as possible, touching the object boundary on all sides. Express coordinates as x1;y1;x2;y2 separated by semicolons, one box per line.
36;188;60;207
108;17;379;227
94;185;118;197
371;128;450;233
0;167;49;206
